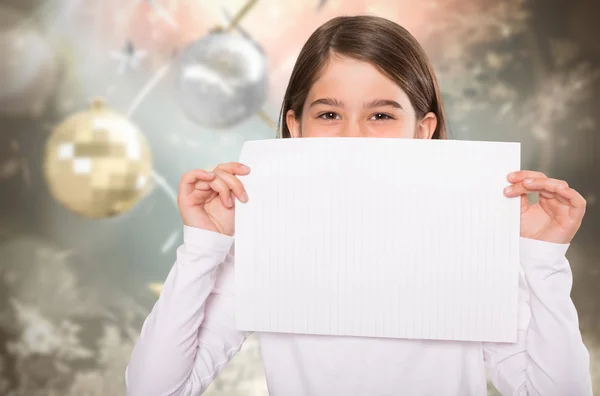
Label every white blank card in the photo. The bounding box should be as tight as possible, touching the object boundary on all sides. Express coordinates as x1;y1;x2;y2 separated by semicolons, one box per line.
234;138;521;343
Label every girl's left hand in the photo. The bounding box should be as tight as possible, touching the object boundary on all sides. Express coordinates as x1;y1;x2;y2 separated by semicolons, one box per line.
504;170;587;244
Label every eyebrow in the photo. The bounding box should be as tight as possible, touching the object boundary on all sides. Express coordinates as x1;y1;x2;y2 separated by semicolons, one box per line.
363;99;403;109
308;97;344;108
308;98;403;110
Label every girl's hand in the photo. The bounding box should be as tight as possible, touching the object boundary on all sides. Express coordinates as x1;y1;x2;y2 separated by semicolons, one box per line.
504;170;586;244
177;162;250;236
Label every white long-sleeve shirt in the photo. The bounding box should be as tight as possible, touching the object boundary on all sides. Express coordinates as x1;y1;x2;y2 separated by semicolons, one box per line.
126;226;593;396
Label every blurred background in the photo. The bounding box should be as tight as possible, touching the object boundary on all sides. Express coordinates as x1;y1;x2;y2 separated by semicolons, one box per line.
0;0;598;394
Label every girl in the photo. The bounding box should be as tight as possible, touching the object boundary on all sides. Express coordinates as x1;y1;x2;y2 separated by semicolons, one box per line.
126;16;592;395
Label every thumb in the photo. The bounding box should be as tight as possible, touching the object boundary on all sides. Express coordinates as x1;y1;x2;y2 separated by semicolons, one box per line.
520;194;530;214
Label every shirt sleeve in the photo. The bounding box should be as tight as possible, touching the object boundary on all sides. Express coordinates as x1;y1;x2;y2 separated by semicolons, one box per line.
125;226;251;396
483;237;593;395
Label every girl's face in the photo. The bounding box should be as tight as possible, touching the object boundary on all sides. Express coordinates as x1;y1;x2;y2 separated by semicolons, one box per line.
286;55;437;139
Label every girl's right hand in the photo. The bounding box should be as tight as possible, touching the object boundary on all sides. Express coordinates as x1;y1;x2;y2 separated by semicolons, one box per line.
177;162;250;236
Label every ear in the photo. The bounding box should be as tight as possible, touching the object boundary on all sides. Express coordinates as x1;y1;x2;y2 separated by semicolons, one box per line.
286;109;301;138
416;112;437;139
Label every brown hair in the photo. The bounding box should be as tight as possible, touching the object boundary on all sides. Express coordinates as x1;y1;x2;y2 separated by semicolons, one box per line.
278;15;447;139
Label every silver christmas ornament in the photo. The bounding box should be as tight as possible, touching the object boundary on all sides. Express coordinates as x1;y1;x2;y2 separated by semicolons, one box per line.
176;31;268;128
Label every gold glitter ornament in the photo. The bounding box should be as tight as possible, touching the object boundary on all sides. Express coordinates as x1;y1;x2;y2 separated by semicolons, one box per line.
43;99;152;218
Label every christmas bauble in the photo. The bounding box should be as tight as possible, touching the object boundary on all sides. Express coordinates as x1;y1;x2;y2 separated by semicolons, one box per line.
43;100;152;218
176;32;268;128
0;4;57;116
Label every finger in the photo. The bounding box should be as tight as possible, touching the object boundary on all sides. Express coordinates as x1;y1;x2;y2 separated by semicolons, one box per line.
520;194;529;214
555;187;587;217
505;181;573;206
178;171;197;196
182;169;216;183
504;183;526;197
539;190;555;199
507;170;547;183
504;178;566;196
214;162;251;176
555;186;587;207
214;168;248;203
182;182;216;205
188;188;212;204
194;168;216;180
522;177;568;193
209;176;235;208
179;169;215;196
193;181;213;191
195;175;244;196
554;193;572;206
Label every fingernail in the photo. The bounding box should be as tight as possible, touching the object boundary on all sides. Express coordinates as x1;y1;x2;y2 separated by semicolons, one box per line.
228;198;234;207
504;186;512;193
241;165;250;173
524;179;533;184
507;172;516;179
241;191;248;202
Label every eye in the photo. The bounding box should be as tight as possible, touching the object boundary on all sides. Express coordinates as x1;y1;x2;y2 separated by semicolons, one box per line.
318;112;340;120
369;113;394;121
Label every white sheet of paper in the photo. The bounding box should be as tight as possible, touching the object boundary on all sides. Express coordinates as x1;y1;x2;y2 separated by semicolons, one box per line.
234;138;521;342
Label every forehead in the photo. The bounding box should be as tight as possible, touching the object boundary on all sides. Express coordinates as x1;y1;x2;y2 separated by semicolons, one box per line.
305;55;411;104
